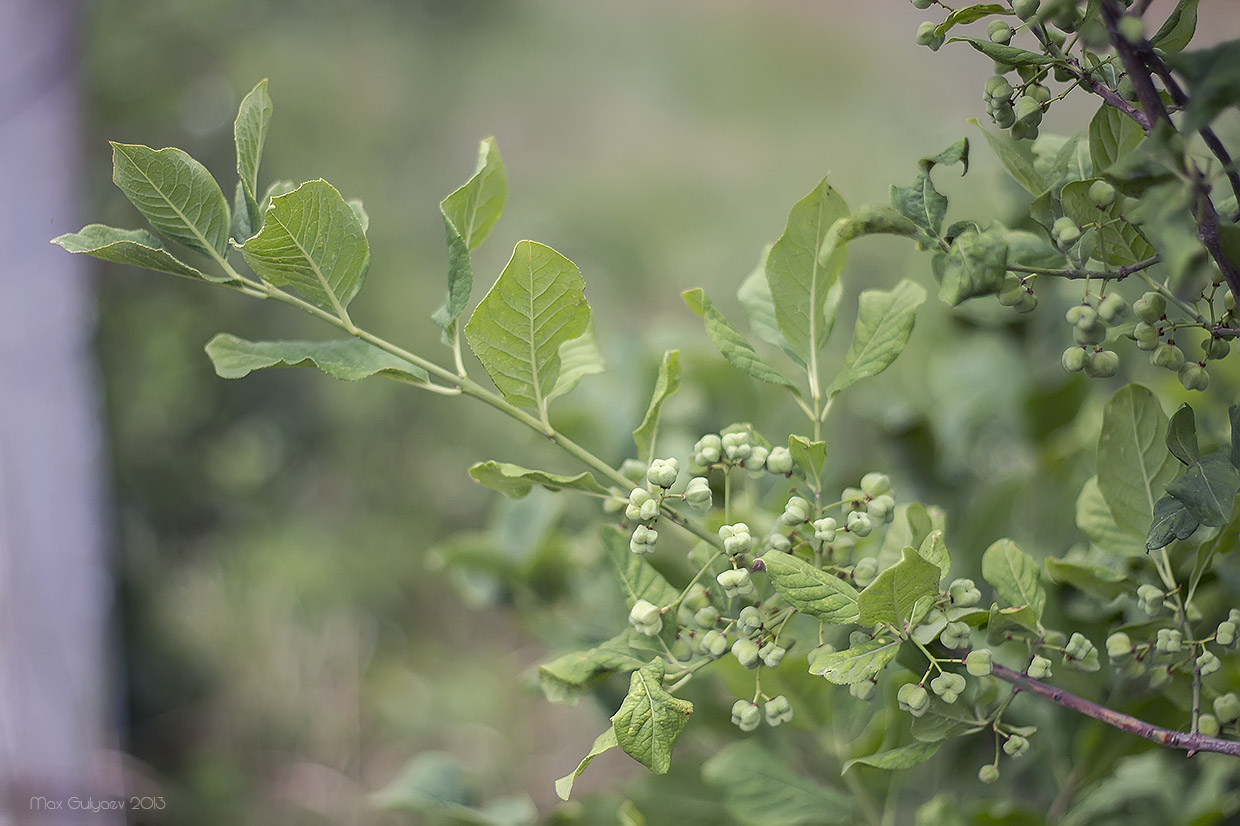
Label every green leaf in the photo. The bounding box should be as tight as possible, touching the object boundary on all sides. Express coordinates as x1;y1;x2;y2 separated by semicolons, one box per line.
1147;494;1202;551
683;289;800;393
239;179;370;313
738;245;814;363
632;350;682;464
766;177;849;360
434;137;508;333
465;241;591;410
981;538;1046;620
937;226;1008;305
1166;449;1240;527
540;633;644;705
890;174;947;241
1060;179;1155;266
833;204;921;243
602;526;681;609
1097;384;1177;535
702;742;853;826
809;637;900;685
1076;476;1147;557
555;728;618;800
843;741;941;773
1088;105;1144;175
1044;558;1128;600
933;4;1007;36
969;119;1046;195
858;546;942;627
110;142;230;258
1167;41;1240;131
918;530;951;579
203;333;428;382
468;461;610;499
787;435;827;480
234;79;272;238
761;551;859;624
52;224;224;282
348;198;369;234
547;321;605;401
985;603;1041;645
827;280;927;396
611;659;693;775
950;37;1055;68
1166;404;1200;465
910;703;987;742
1151;0;1199;53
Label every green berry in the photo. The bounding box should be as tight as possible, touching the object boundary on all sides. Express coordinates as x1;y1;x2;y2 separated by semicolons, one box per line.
717;568;754;598
1089;179;1118;207
693;434;722;466
860;472;891;497
732;638;761;669
846;511;873;538
1028;655;1053;679
1003;734;1030;758
1216;621;1237;648
940;621;972;650
737;606;764;637
1152;343;1185;370
1084;349;1119;378
1204;337;1231;361
948;578;982;607
721;431;752;462
978;764;1001;784
683;476;713;511
813;517;838;543
629;599;662;636
1106;632;1133;660
1179;362;1210;392
764;695;794;726
897;683;931;717
760;643;787;668
1198;650;1222;676
966;649;993;677
1199;713;1221;737
1013;0;1039;20
853;557;879;587
694;605;719;628
1098;292;1128;323
731;699;761;731
1156;628;1183;654
1133;292;1166;323
765;446;794;475
781;496;812;526
1217;692;1240;723
930;672;967;703
911;0;933;7
1062;346;1087;372
647;457;679;488
699;629;728;658
916;21;945;50
630;524;659;555
850;679;878;701
1014;94;1043;126
719;522;753;555
767;533;792;553
988;19;1014;44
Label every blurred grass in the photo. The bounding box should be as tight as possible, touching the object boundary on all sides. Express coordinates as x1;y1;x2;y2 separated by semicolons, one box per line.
81;1;1240;824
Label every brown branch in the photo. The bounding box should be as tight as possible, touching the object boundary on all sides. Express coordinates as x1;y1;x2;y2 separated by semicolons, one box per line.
1100;1;1172;131
990;662;1240;757
1008;256;1159;281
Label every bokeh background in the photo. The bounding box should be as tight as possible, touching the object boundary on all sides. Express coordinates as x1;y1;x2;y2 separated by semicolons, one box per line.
5;1;1240;824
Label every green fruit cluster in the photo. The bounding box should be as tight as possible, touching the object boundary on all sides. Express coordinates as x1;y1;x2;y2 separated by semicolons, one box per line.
1061;300;1119;378
897;683;931;717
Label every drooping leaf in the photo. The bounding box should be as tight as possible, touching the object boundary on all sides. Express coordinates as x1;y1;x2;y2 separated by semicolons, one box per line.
204;333;428;382
468;461;610;499
858;546;942;628
969;119;1046;195
981;538;1046;620
950;38;1055;68
632;350;682;463
555;728;618;800
1077;476;1147;557
110;142;231;258
827;280;927;396
1147;494;1202;551
602;526;681;609
843;741;941;774
1097;384;1177;535
702;742;853;826
890;174;948;241
936;226;1008;305
1044;558;1128;601
539;633;645;705
933;4;1007;36
465;241;591;410
434;137;508;333
234;79;272;237
985;603;1040;645
1151;0;1199;53
762;552;859;624
832;204;921;243
1088;105;1144;175
1166;449;1240;527
683;289;800;393
52;224;225;282
611;659;693;775
809;637;900;685
239;179;370;313
1166;404;1200;466
766;178;849;360
547;321;605;401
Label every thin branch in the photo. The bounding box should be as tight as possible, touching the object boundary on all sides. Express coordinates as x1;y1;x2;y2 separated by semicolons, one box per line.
1008;256;1159;281
1100;0;1172;130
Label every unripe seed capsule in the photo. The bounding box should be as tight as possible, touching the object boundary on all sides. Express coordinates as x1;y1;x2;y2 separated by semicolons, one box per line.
1199;713;1221;737
948;578;982;607
853;557;879;587
1062;346;1087;372
988;20;1014;44
978;764;1001;784
910;0;933;7
1133;292;1166;323
1106;632;1133;660
1028;655;1053;679
1216;621;1237;647
1013;0;1039;20
850;679;878;701
1156;628;1183;654
1152;343;1185;370
765;446;794;475
897;683;931;717
860;472;891;497
731;699;761;731
1216;692;1240;724
647;457;679;488
1089;179;1117;207
1098;293;1128;323
1003;734;1030;758
764;694;793;726
781;496;811;526
1084;349;1119;378
1198;650;1222;676
683;476;713;511
966;649;993;677
845;511;873;537
1179;362;1210;392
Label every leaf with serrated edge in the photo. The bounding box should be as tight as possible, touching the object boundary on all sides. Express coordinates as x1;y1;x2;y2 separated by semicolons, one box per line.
469;461;610;499
762;552;859;623
466;241;590;410
239;179;370;313
844;741;942;774
982;539;1045;621
602;526;680;609
703;742;853;826
683;289;800;393
555;728;618;800
53;224;227;282
1097;384;1177;536
611;659;692;774
632;351;682;464
111;142;231;258
827;280;926;396
858;546;942;627
811;637;900;685
234;79;272;235
766;178;849;360
204;333;427;382
548;321;605;401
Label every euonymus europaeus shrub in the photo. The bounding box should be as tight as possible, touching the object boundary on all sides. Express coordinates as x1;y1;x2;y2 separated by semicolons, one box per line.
54;0;1240;823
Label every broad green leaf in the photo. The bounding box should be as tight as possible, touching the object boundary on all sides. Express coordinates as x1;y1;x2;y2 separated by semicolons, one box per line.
348;198;369;233
950;38;1055;68
832;204;920;242
1060;179;1155;266
602;526;681;609
762;551;859;623
738;245;818;364
52;224;224;282
844;741;941;774
1097;384;1177;535
234;79;272;237
766;178;849;360
921;136;970;173
547;321;605;401
1166;449;1240;526
1151;0;1199;53
1147;494;1201;551
827;280;927;396
1076;476;1147;557
857;546;942;627
702;742;853;826
555;728;618;800
468;461;610;499
239;179;370;313
918;530;951;579
936;226;1008;305
1088;105;1144;175
985;603;1040;645
1044;558;1128;600
611;659;693;775
632;350;682;463
434;137;508;333
683;289;800;393
465;241;591;410
111;142;230;258
1168;41;1240;131
891;174;946;241
981;538;1046;620
910;703;987;742
203;333;428;382
969;119;1045;195
232;181;255;242
933;4;1006;36
539;632;644;704
1166;403;1200;465
787;435;827;481
809;637;900;685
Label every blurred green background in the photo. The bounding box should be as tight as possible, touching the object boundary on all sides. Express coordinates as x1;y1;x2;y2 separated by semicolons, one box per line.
79;1;1240;824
